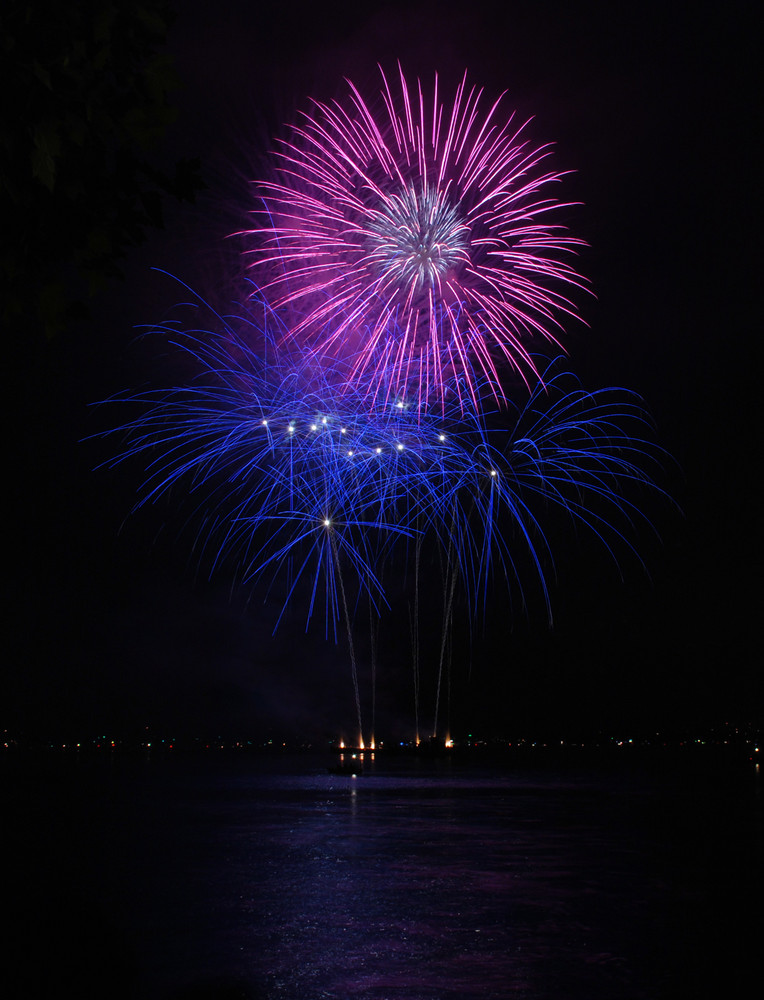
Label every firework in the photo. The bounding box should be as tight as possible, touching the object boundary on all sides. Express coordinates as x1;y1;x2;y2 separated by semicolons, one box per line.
244;65;588;408
102;65;673;743
100;294;664;635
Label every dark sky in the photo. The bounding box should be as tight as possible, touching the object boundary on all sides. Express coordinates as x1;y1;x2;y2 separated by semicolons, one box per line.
8;0;760;742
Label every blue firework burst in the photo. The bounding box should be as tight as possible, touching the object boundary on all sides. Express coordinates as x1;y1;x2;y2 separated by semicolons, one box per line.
98;289;667;635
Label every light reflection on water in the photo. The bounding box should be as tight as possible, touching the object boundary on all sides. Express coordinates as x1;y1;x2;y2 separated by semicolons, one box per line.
7;752;762;999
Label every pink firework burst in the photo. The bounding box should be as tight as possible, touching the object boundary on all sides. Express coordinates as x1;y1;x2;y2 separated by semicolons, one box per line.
245;65;588;408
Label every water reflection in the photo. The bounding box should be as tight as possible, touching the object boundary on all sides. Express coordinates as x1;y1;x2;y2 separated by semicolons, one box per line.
8;752;760;999
192;759;656;999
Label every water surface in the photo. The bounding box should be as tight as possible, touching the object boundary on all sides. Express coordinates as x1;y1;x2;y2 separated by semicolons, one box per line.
6;750;761;999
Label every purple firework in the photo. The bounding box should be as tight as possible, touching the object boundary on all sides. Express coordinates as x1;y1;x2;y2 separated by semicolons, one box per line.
245;65;588;408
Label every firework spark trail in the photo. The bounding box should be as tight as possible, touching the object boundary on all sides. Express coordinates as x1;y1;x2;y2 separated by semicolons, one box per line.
98;290;667;644
243;65;588;409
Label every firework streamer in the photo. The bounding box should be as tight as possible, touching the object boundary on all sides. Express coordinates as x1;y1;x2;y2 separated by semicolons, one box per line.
244;65;588;409
329;527;364;747
410;532;422;744
432;520;460;739
98;278;669;737
368;596;379;748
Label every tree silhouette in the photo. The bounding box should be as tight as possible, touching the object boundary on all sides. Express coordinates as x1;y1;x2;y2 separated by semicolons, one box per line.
1;1;203;338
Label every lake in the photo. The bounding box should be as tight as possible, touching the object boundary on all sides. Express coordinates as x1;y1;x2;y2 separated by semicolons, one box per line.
5;748;761;999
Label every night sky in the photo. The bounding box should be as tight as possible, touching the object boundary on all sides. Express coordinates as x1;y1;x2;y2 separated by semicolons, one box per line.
6;0;760;743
